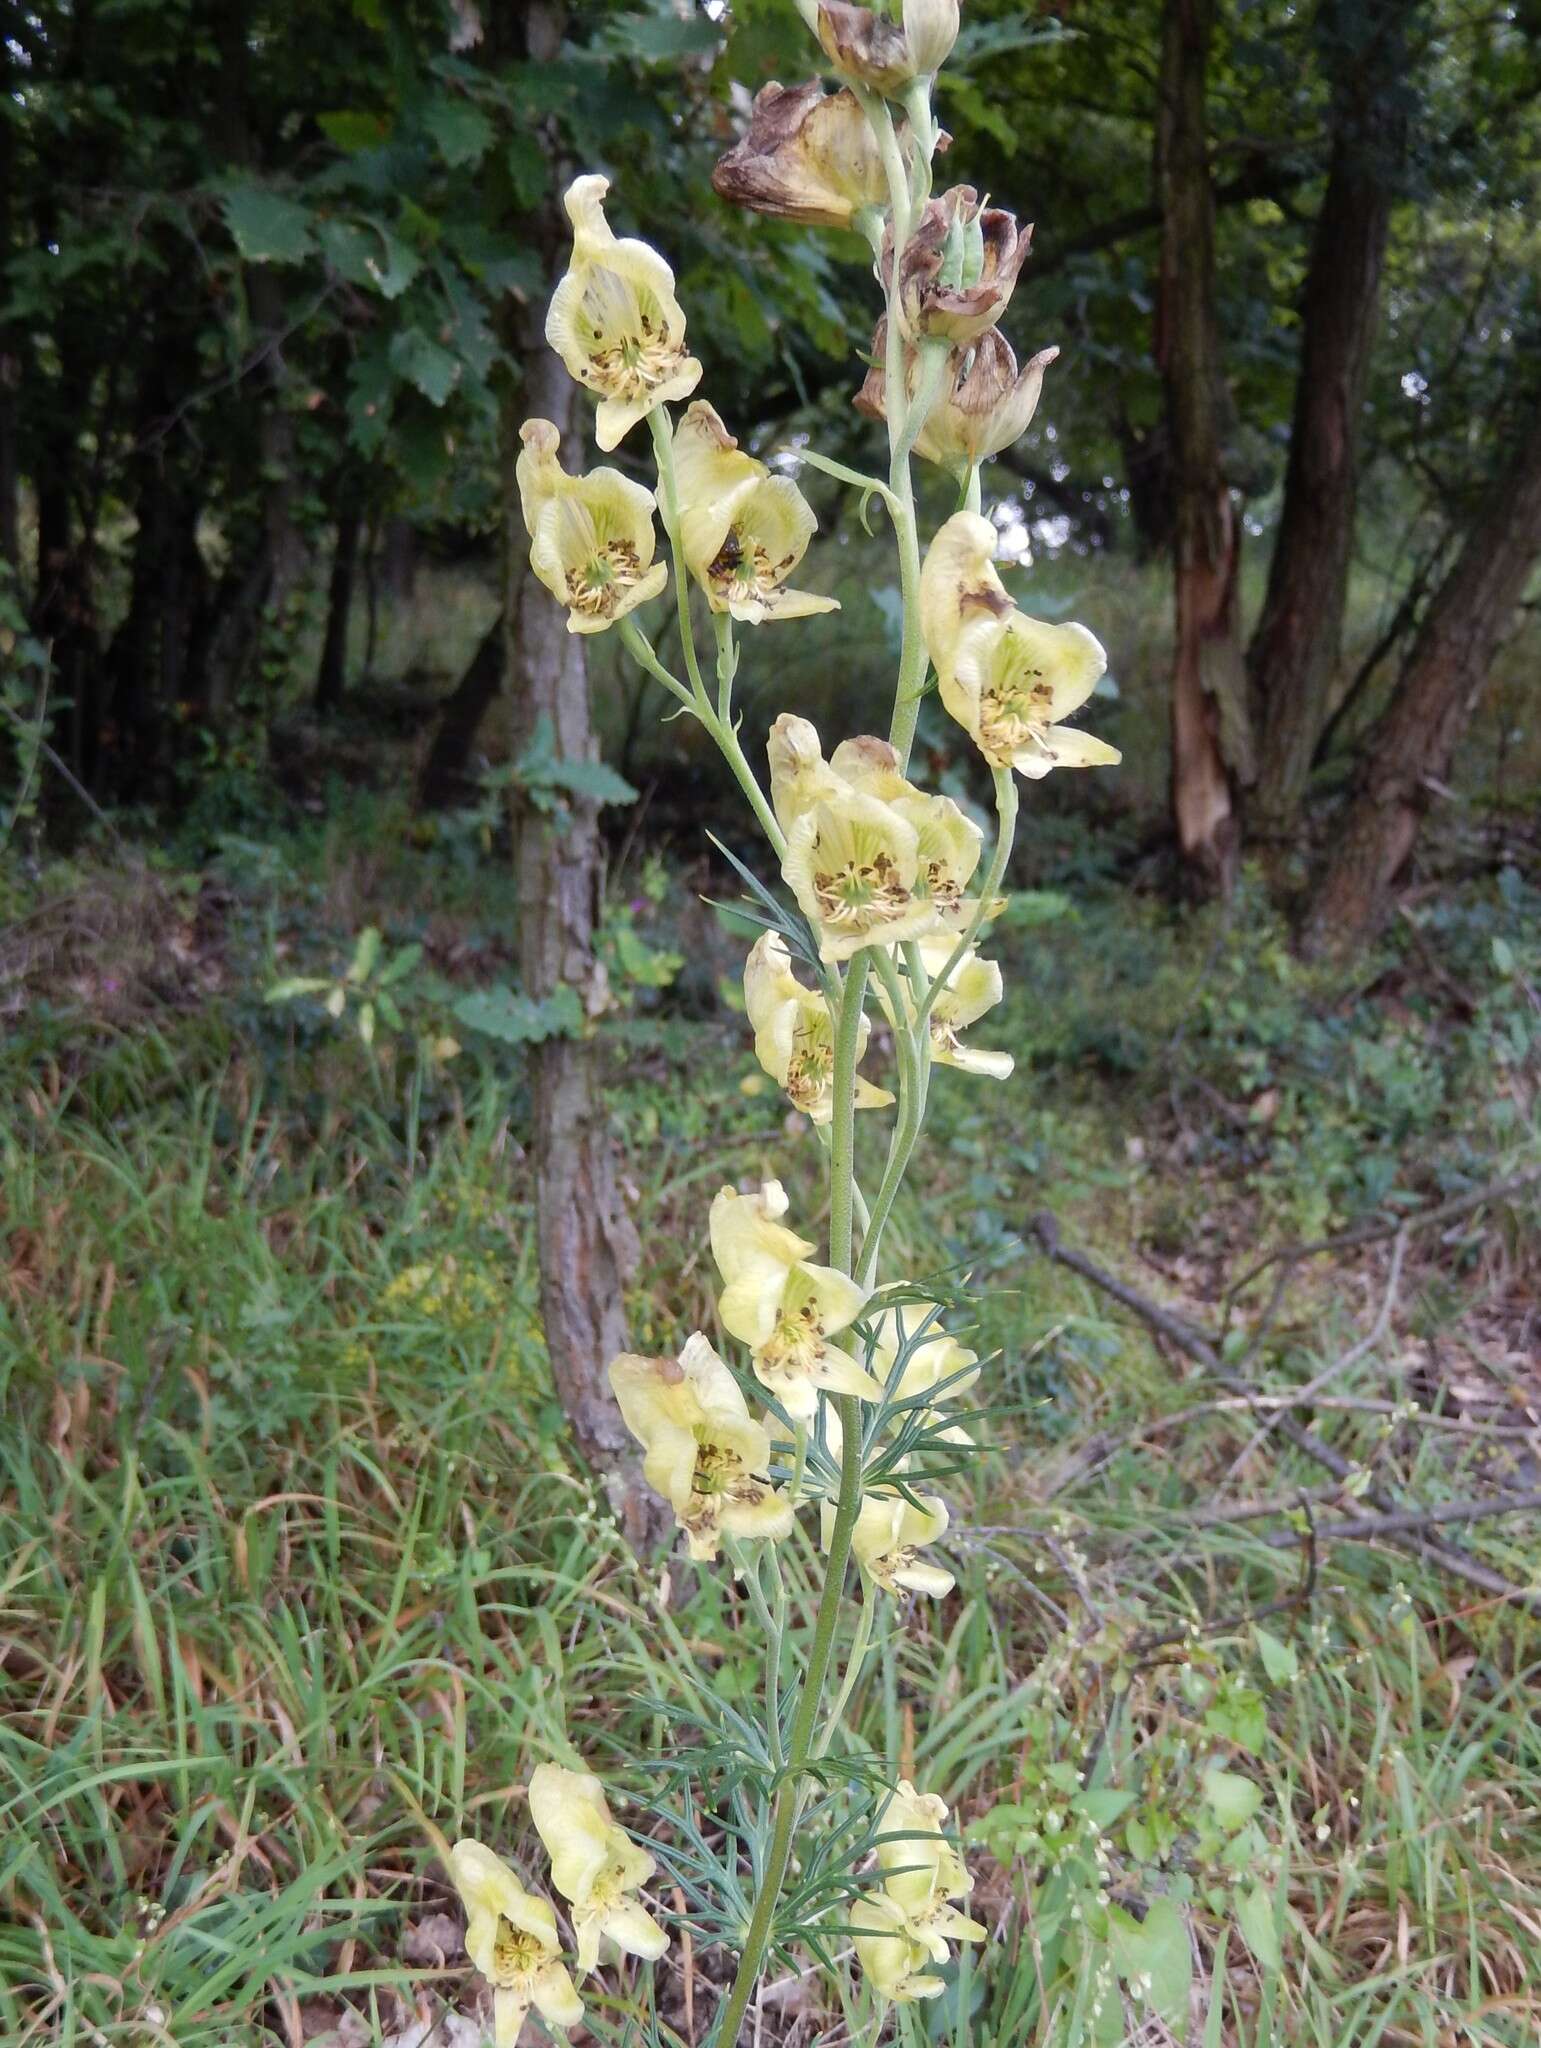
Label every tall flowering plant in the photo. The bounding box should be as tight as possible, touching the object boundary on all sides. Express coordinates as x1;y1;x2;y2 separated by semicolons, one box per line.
452;4;1117;2040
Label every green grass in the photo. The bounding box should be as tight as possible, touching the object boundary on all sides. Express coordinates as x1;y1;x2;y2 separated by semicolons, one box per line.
2;825;1538;2045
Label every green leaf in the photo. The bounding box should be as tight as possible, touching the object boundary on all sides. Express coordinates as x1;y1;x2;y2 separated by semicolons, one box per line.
265;977;334;1003
1205;1685;1268;1757
347;926;382;984
1201;1767;1264;1834
1254;1626;1298;1685
1491;935;1515;974
318;109;389;151
453;983;584;1047
378;943;424;988
317;218;380;286
597;12;721;60
422;96;495;167
506;133;549;210
516;717;637;808
1108;1896;1192;2027
222;187;315;265
1235;1880;1282;1972
389;327;461;407
1075;1788;1136;1829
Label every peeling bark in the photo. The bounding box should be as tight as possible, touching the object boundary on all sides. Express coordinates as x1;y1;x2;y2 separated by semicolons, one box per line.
1302;393;1541;957
1155;0;1253;894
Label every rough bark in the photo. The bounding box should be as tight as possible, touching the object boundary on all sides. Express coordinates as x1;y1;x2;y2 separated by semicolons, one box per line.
502;330;643;1511
1155;0;1253;894
1302;393;1541;957
1249;0;1414;831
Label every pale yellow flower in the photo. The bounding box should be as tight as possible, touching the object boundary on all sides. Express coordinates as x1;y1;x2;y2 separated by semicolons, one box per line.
918;510;1013;684
528;1764;668;1976
815;0;959;94
781;786;940;964
712;80;889;228
609;1334;794;1560
913;336;1059;476
448;1839;584;2046
921;513;1118;779
673;402;838;624
826;738;984;933
853;1779;985;2004
875;1781;986;1948
767;713;847;835
852;1890;947;2002
545;175;702;451
517;419;667;634
711;1181;880;1418
743;932;894;1125
837;1489;955;1597
875;936;1014;1078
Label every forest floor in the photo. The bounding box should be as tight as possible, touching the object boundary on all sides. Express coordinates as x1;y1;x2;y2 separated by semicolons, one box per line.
1;790;1539;2047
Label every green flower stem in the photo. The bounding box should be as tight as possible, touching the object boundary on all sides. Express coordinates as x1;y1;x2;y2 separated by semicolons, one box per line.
617;616;694;712
713;960;873;2043
964;462;982;516
814;1584;876;1761
919;765;1019;1028
712;1390;863;2047
827;953;871;1276
647;405;711;706
616;616;786;864
858;947;928;1289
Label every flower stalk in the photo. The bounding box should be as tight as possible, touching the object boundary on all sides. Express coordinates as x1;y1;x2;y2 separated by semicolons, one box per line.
488;11;1120;2041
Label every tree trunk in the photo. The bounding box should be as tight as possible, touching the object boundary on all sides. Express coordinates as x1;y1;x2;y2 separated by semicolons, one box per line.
416;614;503;808
1248;0;1414;832
502;332;642;1508
1155;0;1253;893
1302;393;1541;957
315;488;362;712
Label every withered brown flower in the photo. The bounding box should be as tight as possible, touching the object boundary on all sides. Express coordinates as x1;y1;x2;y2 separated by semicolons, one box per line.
712;80;889;228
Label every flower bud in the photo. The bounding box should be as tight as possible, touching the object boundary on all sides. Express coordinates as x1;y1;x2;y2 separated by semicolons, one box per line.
814;0;960;95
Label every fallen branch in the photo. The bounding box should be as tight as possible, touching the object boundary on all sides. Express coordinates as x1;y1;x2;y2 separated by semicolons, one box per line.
1029;1211;1541;1616
1256;1489;1541;1551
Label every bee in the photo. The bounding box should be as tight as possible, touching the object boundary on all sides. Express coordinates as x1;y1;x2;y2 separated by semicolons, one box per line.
710;530;745;580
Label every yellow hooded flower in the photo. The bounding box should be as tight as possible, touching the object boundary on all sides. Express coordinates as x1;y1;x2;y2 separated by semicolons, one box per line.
824;737;985;934
921;513;1118;780
782;787;939;964
528;1764;668;1976
767;712;847;835
711;1180;880;1418
875;937;1014;1078
815;0;959;94
875;1781;987;1950
852;1890;948;2002
673;402;839;624
517;419;667;635
838;1489;955;1598
712;80;889;228
853;1779;984;2004
545;175;702;451
609;1334;794;1560
448;1839;584;2046
743;932;894;1125
913;336;1059;476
